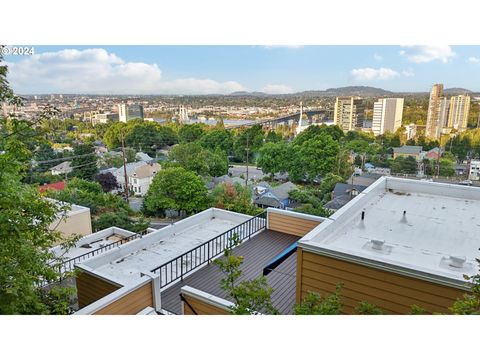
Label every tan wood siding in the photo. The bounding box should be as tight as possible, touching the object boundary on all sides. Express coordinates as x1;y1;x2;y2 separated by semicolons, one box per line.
76;272;121;309
297;250;467;314
93;282;153;315
182;294;230;315
268;212;321;237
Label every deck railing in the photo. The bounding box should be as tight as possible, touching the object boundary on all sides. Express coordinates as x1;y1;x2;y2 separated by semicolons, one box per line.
150;212;266;288
56;232;142;274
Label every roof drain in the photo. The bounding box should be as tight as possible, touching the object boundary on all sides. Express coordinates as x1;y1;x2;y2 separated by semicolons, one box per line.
371;239;385;251
449;255;466;268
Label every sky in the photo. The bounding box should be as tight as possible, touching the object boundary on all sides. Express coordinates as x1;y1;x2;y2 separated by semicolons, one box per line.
3;45;480;95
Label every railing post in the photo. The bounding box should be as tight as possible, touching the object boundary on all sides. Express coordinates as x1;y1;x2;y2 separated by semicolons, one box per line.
207;241;211;263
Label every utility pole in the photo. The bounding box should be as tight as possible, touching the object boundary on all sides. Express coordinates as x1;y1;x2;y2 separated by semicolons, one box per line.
245;134;250;187
121;128;129;201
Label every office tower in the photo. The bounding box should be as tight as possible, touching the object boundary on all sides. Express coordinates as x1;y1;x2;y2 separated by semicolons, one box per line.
426;84;444;138
118;103;144;122
334;96;365;131
447;95;470;132
372;98;404;136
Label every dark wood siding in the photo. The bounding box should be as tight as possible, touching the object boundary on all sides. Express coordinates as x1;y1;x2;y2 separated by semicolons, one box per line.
268;212;321;236
297;250;467;314
76;271;121;309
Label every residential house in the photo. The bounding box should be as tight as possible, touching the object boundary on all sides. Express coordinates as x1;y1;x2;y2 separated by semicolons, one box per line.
39;181;65;193
324;183;368;211
112;161;147;192
422;147;443;161
392;145;423;160
469;159;480;181
253;181;298;209
50;161;72;176
129;162;161;196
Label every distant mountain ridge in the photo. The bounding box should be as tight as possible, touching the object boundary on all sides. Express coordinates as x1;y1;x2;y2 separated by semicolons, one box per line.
230;86;477;97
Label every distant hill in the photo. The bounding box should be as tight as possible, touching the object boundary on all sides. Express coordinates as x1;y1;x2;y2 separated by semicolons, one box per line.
443;88;473;94
230;86;394;97
297;86;394;97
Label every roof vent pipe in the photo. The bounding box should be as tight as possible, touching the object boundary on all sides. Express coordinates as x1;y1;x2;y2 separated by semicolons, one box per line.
371;239;385;250
449;255;466;268
400;210;407;223
361;211;365;221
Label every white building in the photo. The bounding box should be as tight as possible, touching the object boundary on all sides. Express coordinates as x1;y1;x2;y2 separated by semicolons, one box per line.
113;161;160;196
469;160;480;181
372;98;404;136
129;163;161;196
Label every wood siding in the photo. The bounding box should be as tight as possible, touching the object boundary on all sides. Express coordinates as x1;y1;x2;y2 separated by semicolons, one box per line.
182;294;230;315
93;282;153;315
268;212;321;237
296;249;466;314
76;272;121;309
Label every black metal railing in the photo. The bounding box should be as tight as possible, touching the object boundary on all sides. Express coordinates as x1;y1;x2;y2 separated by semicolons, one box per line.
53;232;143;276
150;212;266;288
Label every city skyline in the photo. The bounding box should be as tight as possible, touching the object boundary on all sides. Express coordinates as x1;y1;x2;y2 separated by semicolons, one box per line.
3;45;480;95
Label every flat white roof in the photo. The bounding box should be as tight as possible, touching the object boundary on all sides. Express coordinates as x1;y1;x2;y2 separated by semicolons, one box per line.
51;227;136;261
299;177;480;288
78;208;251;285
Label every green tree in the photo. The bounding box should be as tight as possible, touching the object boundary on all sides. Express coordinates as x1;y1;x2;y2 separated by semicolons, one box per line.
264;130;283;143
200;128;233;154
178;123;206;144
232;125;265;162
257;141;289;178
215;236;278;315
355;301;383;315
288;133;340;183
293;284;343;315
70;143;98;180
0;55;75;313
143;167;208;216
168;143;228;177
93;211;149;233
438;158;455;177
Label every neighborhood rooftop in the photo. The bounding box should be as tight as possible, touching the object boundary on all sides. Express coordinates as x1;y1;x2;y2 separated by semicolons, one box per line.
299;176;480;287
78;208;252;285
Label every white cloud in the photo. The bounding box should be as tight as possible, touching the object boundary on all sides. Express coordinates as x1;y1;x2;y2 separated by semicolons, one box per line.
468;56;480;63
262;84;293;94
399;45;456;63
402;68;415;77
373;53;383;61
350;67;400;81
6;48;246;95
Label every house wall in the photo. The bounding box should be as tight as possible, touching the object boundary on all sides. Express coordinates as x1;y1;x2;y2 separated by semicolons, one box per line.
50;208;92;241
181;286;233;315
296;248;467;314
93;281;153;315
76;271;122;309
267;210;322;237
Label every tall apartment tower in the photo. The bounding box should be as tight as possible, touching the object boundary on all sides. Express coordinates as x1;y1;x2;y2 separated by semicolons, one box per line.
447;95;470;131
372;98;404;136
118;103;144;123
334;96;365;131
426;84;444;139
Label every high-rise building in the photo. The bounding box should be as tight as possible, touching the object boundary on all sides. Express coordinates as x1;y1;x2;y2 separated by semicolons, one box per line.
333;97;365;131
426;84;444;139
447;95;470;131
372;98;404;136
118;103;144;122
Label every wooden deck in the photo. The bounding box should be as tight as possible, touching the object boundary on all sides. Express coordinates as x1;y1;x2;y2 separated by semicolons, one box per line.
160;230;299;315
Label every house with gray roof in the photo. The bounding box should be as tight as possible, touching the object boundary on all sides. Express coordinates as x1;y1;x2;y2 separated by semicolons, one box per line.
324;183;368;211
253;181;298;209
